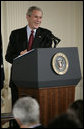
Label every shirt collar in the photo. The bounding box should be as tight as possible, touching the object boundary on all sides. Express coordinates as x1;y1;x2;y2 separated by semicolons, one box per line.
27;25;36;34
27;25;36;41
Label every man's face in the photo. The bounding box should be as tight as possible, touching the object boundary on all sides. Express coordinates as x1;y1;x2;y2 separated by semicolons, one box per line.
26;10;43;29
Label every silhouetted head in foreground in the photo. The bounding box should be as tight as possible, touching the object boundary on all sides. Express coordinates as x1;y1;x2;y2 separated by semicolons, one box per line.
68;99;83;127
48;113;82;128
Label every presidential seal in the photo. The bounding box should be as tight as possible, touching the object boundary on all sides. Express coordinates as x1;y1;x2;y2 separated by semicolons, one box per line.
52;52;69;75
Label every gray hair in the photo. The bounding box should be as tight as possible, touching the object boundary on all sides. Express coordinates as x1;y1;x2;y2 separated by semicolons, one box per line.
26;6;43;16
13;96;40;125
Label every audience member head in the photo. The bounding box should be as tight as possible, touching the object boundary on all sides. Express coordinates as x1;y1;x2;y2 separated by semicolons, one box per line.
12;96;40;128
48;113;82;128
67;99;83;126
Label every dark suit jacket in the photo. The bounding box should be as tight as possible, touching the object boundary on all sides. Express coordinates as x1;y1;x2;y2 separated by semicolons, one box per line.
5;26;52;64
33;125;45;128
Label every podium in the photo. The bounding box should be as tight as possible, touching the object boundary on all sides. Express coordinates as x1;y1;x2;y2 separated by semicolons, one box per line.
12;48;81;126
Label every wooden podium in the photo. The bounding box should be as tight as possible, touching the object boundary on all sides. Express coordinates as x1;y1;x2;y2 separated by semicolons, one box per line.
12;48;81;126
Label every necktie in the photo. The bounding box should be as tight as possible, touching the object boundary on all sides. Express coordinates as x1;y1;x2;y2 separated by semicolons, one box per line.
28;30;34;51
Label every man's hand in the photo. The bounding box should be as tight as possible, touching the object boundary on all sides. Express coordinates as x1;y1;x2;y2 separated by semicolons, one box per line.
20;49;27;55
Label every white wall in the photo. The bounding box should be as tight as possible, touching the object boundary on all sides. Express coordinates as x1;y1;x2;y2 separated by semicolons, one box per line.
1;1;83;100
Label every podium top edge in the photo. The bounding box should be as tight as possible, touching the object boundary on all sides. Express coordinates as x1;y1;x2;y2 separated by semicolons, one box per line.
14;49;35;60
13;47;78;60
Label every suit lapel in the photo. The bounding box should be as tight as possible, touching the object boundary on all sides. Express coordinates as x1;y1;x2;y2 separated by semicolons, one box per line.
21;26;28;49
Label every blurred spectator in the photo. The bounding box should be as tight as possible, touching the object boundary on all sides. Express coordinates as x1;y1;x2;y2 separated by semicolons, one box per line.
47;112;82;128
67;99;83;127
12;96;45;128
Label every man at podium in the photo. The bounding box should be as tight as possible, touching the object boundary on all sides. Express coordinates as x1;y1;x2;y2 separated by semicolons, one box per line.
5;6;60;106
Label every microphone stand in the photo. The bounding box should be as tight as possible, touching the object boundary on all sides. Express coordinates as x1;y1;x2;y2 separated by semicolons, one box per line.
51;34;61;47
